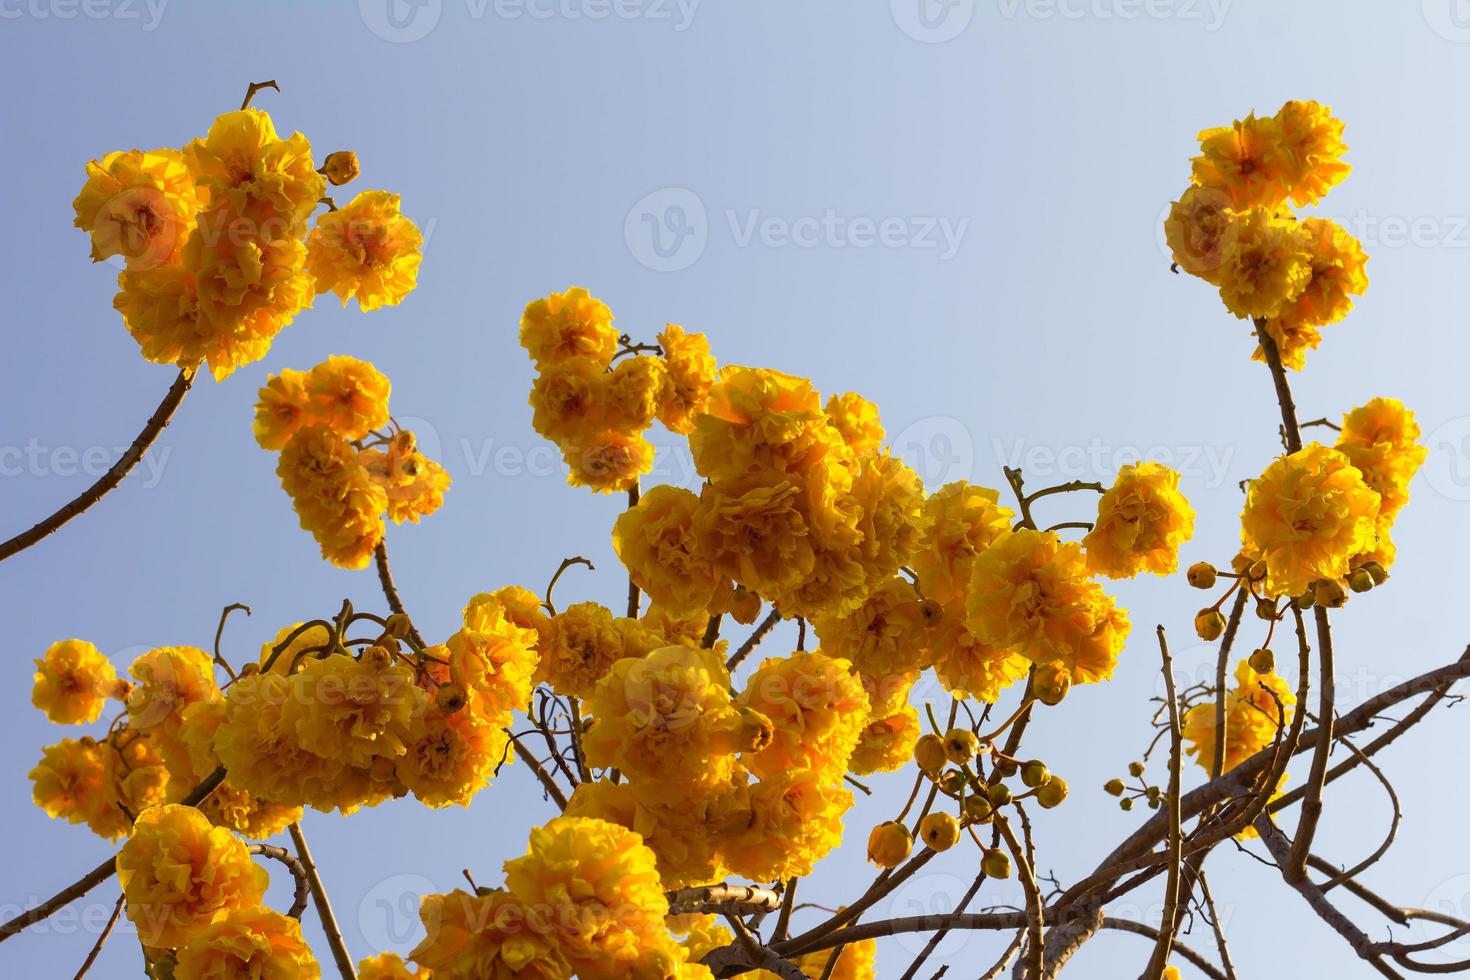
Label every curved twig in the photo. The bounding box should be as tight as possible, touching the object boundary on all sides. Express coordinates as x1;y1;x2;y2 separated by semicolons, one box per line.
249;843;310;919
0;367;193;563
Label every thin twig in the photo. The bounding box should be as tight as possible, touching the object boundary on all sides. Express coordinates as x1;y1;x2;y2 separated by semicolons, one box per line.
0;368;193;563
727;609;781;672
288;823;356;980
249;843;310;919
1146;627;1184;979
212;602;251;682
71;892;124;980
373;540;427;649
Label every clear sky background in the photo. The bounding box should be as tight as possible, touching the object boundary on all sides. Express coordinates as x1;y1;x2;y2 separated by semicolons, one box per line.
4;1;1470;977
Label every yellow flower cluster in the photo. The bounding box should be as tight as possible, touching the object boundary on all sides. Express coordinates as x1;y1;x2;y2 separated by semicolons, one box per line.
409;816;709;978
1334;397;1427;571
76;108;420;380
521;288;719;493
117;804;320;976
967;528;1132;685
1183;659;1296;774
1240;443;1381;598
1083;462;1196;579
28;640;298;842
255;355;449;568
1164;101;1368;369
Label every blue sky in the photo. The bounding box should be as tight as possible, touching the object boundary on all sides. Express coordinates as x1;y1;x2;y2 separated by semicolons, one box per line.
4;1;1470;976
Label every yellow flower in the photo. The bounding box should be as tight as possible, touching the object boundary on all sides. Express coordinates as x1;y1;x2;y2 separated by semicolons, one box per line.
1183;659;1296;774
358;953;426;979
308;190;423;311
31;639;118;725
1163;185;1239;285
174;906;320;979
614;485;728;619
361;430;452;525
657;324;718;434
213;671;351;812
1215;207;1311;321
583;645;742;803
110;262;216;376
931;614;1031;703
520;287;619;368
562;428;655;494
813;578;933;678
849;705;920;776
117;803;268;948
1257;217;1368;371
277;425;388;569
541;602;633;698
689;368;839;485
127;645;219;737
670;913;733;963
72;148;203;268
1240;444;1380;597
607;355;668;430
1335;398;1426;522
189;219;314;351
320;150;361;187
719;774;852;881
966;529;1130;684
848;451;928;601
182;109;324;235
448;595;540;718
411;888;570;980
398;705;512;809
826;393;885;454
529;355;607;445
29;737;131;840
694;481;816;601
255;355;392;451
284;654;423;769
305;355;394;440
503;816;669;975
1191;112;1290;209
909;482;1015;607
1083;462;1195;579
736;650;870;781
1274;100;1351;207
567;778;729;889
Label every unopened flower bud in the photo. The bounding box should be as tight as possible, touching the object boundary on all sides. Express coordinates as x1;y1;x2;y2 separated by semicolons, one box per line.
1020;760;1050;788
963;795;994;823
1033;662;1071;706
1186;562;1217;589
1347;568;1374;593
361;644;394;670
385;613;413;639
1128;761;1145;777
1036;776;1068;809
866;821;912;869
1255;597;1277;621
434;683;467;714
982;848;1012;879
943;728;979;765
914;733;947;774
1314;579;1348;608
1248;647;1275;674
919;812;960;852
320;150;360;186
1294;591;1316;610
1104;778;1126;797
987;783;1012;806
1363;561;1389;585
940;770;967;795
734;707;774;754
729;587;761;626
1120;797;1135;811
1194;608;1225;641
